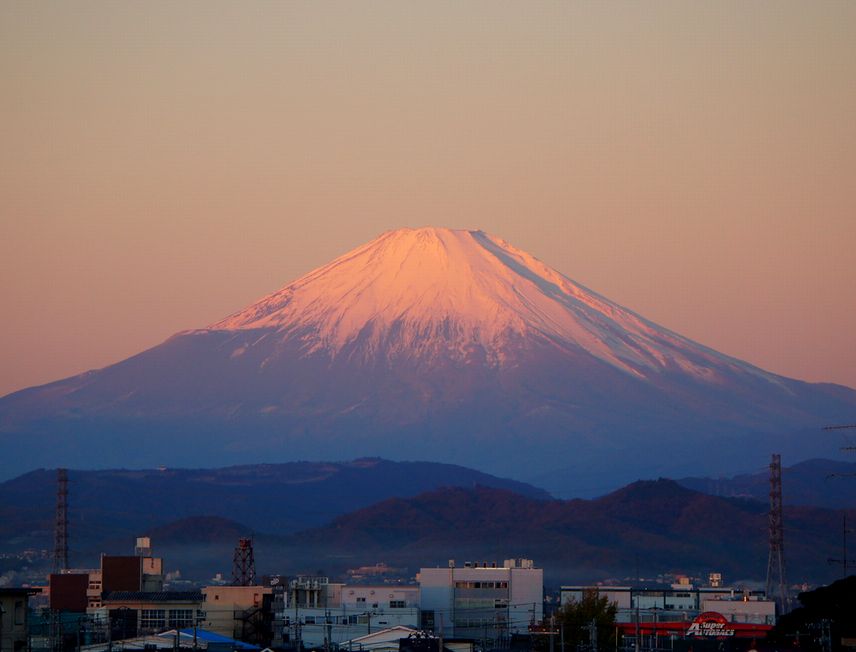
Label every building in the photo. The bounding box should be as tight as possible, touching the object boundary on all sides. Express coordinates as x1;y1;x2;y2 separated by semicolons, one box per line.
560;584;775;626
99;590;205;637
49;537;165;613
201;585;273;644
0;588;41;652
560;584;776;647
417;559;543;643
340;625;418;652
276;576;420;649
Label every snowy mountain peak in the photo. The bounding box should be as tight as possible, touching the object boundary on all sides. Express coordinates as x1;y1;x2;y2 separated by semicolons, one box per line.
210;227;767;381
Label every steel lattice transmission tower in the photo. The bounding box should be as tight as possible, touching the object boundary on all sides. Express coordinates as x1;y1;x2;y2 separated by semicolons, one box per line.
53;468;69;573
232;537;256;586
765;454;788;613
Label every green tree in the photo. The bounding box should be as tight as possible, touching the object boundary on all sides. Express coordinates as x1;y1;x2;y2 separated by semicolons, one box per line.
554;589;618;652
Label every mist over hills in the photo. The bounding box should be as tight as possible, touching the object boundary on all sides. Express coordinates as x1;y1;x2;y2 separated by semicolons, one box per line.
3;459;848;584
281;481;851;583
2;227;854;494
126;481;851;585
0;458;547;556
678;458;856;509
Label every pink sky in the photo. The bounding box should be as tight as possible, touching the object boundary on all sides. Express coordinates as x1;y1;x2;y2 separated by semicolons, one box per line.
1;2;855;397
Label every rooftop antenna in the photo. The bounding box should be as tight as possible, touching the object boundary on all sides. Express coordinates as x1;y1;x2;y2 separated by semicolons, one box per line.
823;425;856;478
823;424;855;576
232;537;256;586
827;513;853;578
53;468;69;574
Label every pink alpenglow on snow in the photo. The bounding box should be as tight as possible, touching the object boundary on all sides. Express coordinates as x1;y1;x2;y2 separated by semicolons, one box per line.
0;227;854;495
213;227;770;384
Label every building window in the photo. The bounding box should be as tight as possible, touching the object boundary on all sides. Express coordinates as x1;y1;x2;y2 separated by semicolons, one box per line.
389;600;406;608
140;609;166;631
169;609;194;628
14;600;24;625
356;597;366;603
304;617;315;625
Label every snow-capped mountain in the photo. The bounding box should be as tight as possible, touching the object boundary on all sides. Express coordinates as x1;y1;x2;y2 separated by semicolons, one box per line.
212;228;773;382
2;227;854;494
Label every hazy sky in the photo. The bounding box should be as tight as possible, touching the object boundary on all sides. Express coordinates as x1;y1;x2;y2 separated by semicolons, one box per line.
2;1;855;397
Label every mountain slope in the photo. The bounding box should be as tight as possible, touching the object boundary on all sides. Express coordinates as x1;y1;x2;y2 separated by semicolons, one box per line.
289;482;849;583
678;458;856;509
1;227;854;492
0;458;548;554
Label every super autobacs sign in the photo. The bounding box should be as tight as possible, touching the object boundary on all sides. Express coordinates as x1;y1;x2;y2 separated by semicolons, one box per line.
685;612;736;638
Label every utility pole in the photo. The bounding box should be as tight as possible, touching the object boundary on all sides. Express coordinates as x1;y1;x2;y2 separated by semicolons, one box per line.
323;610;330;652
549;615;555;652
589;619;597;652
634;603;640;652
827;512;853;578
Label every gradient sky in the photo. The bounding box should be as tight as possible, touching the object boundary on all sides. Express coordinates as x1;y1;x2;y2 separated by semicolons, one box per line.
2;1;855;397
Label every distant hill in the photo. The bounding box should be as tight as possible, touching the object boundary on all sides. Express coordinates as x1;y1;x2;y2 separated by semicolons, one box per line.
0;458;549;557
283;481;851;583
147;516;252;546
677;458;856;509
6;466;848;585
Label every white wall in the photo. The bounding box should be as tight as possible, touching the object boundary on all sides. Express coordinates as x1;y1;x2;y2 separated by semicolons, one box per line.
418;564;543;638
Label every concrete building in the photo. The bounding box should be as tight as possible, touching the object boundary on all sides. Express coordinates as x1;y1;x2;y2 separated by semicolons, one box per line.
276;577;420;649
0;588;40;652
560;583;776;647
560;584;775;626
99;591;205;637
417;559;543;643
49;537;164;613
201;585;272;642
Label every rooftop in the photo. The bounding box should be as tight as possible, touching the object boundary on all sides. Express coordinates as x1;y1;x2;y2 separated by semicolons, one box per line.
102;591;203;603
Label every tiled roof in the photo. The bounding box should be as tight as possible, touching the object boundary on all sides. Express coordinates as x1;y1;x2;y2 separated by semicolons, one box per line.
102;591;203;602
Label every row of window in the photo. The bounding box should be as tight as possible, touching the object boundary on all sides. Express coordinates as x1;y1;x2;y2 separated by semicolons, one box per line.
454;616;508;628
354;598;407;608
302;615;369;625
454;581;508;589
455;598;509;610
139;609;198;630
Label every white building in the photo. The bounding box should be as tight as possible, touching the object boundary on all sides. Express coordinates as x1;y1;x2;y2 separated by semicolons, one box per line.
278;577;420;649
560;585;775;626
417;559;543;642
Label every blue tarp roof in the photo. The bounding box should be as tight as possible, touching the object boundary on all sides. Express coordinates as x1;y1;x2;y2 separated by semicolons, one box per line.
171;628;260;650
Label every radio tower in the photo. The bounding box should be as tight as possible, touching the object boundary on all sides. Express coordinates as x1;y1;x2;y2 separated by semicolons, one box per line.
765;454;788;613
53;468;69;573
232;537;256;586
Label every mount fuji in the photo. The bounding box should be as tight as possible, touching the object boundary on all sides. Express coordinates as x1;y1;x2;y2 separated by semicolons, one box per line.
2;227;854;494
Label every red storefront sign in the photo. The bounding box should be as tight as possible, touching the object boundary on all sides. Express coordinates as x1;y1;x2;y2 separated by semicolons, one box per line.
686;612;736;638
